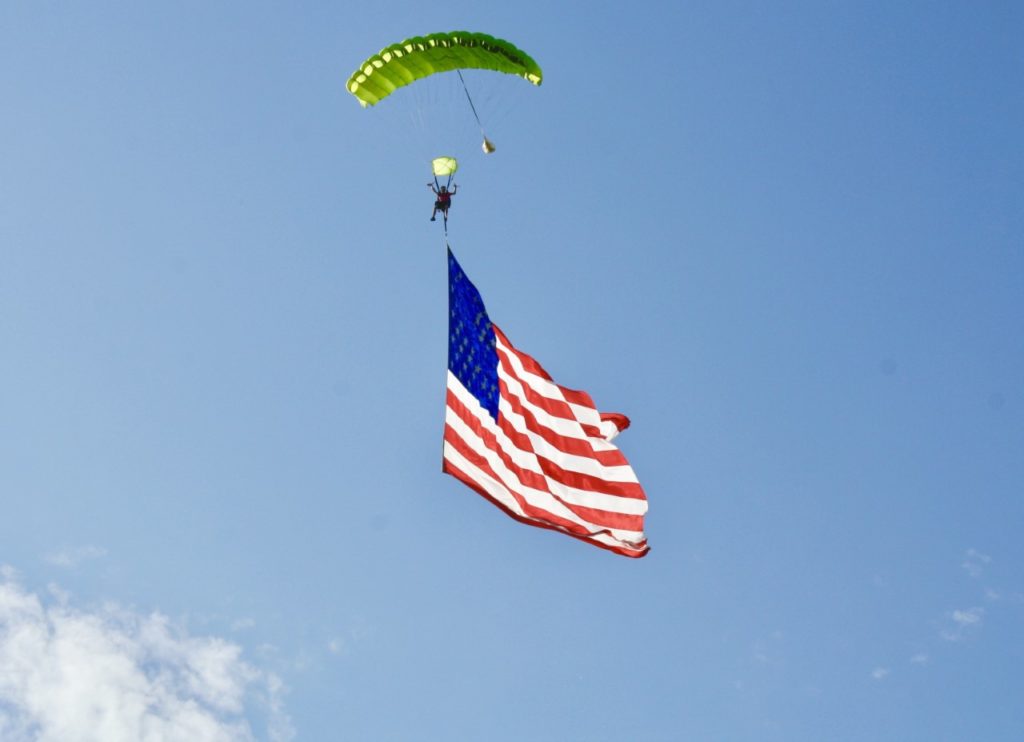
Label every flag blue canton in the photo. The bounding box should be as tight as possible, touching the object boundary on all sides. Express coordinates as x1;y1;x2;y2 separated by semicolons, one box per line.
448;249;500;420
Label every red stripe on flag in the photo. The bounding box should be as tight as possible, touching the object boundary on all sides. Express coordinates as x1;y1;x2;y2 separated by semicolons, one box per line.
444;421;595;535
493;325;601;410
497;379;630;466
444;428;645;536
442;456;648;558
445;393;645;532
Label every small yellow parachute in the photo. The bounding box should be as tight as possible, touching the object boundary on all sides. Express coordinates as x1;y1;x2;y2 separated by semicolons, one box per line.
431;156;459;177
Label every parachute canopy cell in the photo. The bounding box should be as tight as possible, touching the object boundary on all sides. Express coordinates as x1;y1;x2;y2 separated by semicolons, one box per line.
432;156;459;177
346;31;543;108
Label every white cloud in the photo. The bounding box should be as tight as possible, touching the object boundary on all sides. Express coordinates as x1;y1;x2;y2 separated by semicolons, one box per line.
941;606;985;642
952;607;984;627
871;667;890;680
43;545;107;569
909;653;929;665
0;572;293;742
962;549;991;579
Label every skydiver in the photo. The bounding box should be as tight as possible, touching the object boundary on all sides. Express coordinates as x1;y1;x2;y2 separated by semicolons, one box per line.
428;182;457;221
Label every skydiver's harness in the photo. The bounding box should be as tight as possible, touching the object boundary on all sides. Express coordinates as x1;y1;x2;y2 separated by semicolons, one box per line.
433;172;454;212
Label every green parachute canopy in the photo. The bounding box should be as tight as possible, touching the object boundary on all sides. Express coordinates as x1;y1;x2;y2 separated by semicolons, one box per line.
431;156;459;177
346;31;543;108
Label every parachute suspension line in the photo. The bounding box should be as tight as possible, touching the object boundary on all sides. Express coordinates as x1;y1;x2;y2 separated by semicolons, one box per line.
457;70;496;154
456;70;484;132
445;171;453;235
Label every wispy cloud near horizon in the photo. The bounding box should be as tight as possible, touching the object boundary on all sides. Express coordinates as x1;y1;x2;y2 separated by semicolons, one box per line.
43;544;107;569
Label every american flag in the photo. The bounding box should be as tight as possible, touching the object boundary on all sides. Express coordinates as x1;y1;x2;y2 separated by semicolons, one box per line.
442;248;649;558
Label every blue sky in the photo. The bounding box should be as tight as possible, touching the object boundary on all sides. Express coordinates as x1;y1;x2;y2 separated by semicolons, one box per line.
1;2;1022;740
